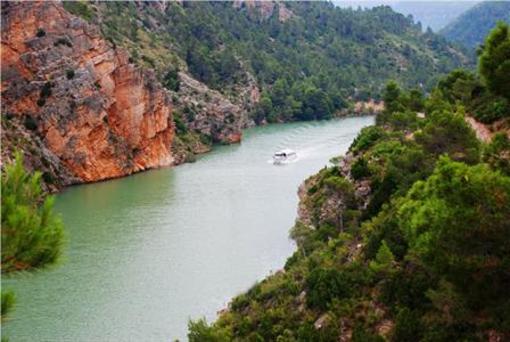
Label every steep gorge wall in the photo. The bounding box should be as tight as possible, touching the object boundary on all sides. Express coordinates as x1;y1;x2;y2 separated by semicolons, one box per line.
1;1;174;188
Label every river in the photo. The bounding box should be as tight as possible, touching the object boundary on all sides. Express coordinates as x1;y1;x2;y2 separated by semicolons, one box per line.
2;116;373;341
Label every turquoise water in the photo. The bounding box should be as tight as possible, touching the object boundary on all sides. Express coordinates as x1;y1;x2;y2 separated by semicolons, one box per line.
2;116;373;341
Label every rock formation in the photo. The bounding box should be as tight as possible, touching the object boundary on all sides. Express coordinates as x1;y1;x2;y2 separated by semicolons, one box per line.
1;1;174;187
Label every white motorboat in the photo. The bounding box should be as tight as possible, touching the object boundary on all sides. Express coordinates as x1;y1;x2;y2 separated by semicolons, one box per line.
273;149;297;164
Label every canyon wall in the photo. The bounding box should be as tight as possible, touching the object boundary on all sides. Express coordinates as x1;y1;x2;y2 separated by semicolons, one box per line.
1;1;174;189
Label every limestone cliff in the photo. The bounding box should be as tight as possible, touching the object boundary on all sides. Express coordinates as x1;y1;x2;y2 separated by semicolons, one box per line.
1;1;174;187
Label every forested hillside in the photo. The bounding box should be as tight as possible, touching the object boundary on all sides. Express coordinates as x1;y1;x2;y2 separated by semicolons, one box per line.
188;23;510;342
66;1;470;123
440;1;510;48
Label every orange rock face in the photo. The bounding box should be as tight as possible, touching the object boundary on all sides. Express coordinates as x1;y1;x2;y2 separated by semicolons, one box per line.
1;1;174;184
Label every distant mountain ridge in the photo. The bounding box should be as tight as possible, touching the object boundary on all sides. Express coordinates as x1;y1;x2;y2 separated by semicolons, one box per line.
440;1;510;48
334;1;478;31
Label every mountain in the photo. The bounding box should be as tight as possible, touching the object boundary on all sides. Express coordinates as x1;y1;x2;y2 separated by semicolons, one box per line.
80;1;471;123
440;1;510;48
391;1;478;31
1;1;470;190
334;1;478;32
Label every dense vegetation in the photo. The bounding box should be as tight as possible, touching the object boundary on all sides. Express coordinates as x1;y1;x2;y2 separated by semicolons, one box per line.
1;153;64;321
64;1;469;123
440;1;510;48
187;24;510;341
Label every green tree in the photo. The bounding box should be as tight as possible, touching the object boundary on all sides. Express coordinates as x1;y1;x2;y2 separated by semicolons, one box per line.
399;157;510;313
188;318;231;342
369;240;395;274
414;109;480;164
1;153;64;273
1;153;65;324
382;81;404;115
483;132;510;175
479;22;510;100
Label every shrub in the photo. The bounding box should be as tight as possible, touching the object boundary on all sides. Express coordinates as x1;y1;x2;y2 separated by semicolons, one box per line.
40;82;52;99
1;290;15;318
306;268;352;310
350;126;386;153
163;68;180;91
483;132;510;175
368;240;395;274
36;28;46;38
393;308;423;341
1;152;64;273
23;116;38;131
53;37;73;48
351;157;370;180
36;98;46;107
66;69;75;80
399;157;510;313
188;318;231;342
62;1;94;22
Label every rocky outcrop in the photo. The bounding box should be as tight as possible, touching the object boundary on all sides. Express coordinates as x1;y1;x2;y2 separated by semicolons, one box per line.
233;0;294;22
1;1;174;187
173;72;244;144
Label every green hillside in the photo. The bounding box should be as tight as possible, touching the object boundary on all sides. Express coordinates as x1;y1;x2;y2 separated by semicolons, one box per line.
65;1;471;123
441;1;510;48
187;23;510;342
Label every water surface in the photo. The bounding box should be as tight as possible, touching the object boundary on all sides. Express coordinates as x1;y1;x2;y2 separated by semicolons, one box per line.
3;116;373;341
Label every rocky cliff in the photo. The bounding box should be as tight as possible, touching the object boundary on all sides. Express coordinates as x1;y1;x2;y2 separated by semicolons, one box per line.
1;1;174;189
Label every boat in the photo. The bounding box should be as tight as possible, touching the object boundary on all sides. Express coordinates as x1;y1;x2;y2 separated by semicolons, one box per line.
273;149;297;164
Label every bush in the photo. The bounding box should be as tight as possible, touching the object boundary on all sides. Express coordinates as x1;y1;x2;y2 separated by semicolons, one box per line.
306;268;352;310
1;290;15;318
36;28;46;38
53;37;73;48
40;82;52;99
393;308;423;341
350;126;386;153
24;116;38;131
37;98;46;107
483;132;510;175
1;152;64;273
399;157;510;313
188;318;231;342
66;69;75;80
62;1;94;22
163;68;180;91
351;157;370;180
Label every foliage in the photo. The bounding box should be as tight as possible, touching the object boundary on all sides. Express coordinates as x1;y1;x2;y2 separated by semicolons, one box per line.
479;21;510;101
94;1;469;123
62;1;94;22
351;157;370;180
36;28;45;38
368;240;395;274
163;68;180;92
483;132;510;176
414;109;480;164
1;290;15;318
188;318;231;342
399;157;510;316
66;69;75;80
1;153;64;273
306;268;352;310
